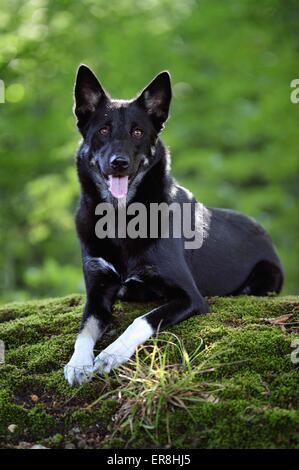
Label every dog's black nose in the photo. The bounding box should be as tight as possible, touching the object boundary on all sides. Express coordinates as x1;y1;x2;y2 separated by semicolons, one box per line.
110;155;129;170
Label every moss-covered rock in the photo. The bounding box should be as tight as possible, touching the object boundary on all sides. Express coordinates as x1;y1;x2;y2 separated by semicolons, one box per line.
0;294;298;448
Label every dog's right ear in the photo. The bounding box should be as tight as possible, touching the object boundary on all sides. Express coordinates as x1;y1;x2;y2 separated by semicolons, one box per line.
74;65;108;130
135;71;172;132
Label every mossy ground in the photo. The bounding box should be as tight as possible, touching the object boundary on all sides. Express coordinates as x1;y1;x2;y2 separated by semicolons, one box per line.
0;294;298;448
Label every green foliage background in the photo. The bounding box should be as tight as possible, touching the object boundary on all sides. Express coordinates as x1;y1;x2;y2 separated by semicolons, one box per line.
0;0;298;302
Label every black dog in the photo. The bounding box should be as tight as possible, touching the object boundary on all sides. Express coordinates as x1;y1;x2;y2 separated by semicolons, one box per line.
64;65;283;386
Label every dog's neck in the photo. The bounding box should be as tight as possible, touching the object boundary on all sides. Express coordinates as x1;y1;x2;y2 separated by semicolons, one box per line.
131;140;172;206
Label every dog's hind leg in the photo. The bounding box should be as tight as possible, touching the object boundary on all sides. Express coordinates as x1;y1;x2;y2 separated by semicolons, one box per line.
231;260;283;296
117;278;161;302
64;255;121;385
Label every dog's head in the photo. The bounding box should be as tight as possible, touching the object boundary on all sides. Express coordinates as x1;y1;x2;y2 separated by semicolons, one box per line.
74;65;171;200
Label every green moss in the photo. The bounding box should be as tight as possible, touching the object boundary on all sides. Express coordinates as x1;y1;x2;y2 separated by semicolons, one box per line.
27;404;56;439
119;399;299;449
0;390;28;436
211;327;296;376
0;294;298;448
167;401;299;449
67;400;119;428
220;371;268;400
269;371;299;408
48;433;64;446
0;295;83;323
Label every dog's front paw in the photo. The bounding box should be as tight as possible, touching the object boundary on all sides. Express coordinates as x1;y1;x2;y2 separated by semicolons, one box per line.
64;351;94;386
93;344;132;374
93;317;153;374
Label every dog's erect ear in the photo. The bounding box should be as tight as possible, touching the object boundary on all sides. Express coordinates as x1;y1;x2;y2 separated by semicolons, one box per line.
136;71;171;131
74;64;108;130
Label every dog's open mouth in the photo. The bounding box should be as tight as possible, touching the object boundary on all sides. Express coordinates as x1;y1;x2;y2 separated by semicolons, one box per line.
107;175;131;199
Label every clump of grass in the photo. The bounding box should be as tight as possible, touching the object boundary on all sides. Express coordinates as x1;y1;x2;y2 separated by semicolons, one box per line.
89;333;224;446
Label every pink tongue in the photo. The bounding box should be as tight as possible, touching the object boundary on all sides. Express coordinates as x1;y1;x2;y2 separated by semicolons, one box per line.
108;175;129;198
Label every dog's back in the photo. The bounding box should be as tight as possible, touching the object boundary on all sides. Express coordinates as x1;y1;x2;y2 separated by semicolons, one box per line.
185;207;283;296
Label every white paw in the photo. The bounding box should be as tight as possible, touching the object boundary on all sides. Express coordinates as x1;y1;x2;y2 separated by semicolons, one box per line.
64;350;94;386
93;342;133;374
93;317;153;374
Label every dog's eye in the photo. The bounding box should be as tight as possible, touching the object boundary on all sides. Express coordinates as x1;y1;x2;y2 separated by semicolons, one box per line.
132;128;143;139
99;126;110;137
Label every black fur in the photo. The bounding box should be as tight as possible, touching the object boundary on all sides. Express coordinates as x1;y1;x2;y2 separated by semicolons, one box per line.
74;64;283;336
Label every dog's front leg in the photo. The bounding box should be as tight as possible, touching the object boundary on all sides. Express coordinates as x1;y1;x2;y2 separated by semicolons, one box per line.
64;255;120;385
93;270;208;374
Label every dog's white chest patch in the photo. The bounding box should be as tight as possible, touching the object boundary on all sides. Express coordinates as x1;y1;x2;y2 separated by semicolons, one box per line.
93;316;153;374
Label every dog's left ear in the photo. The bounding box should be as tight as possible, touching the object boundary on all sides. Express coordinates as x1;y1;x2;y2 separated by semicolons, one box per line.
136;71;172;131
